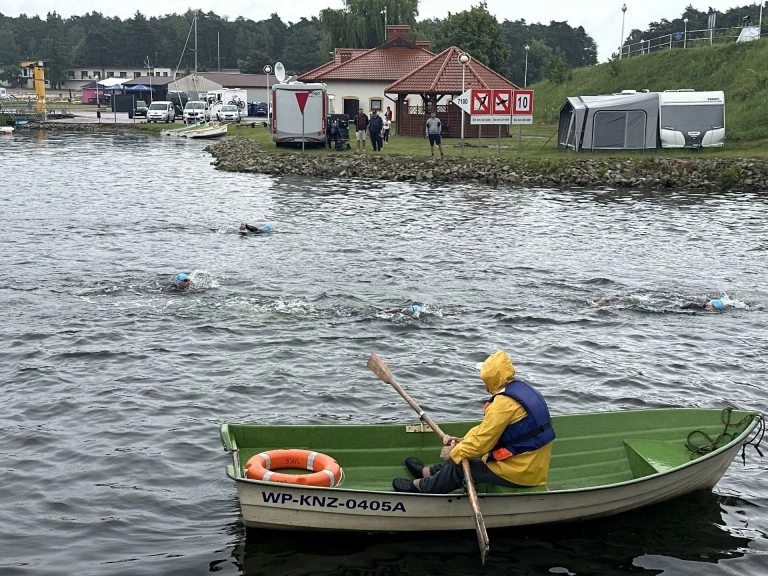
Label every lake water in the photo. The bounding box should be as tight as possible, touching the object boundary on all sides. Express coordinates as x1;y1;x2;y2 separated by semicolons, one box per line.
1;130;766;576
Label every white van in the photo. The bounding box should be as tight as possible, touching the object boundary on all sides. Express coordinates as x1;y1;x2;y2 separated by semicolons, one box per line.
183;101;210;124
272;82;327;146
147;101;175;123
659;90;725;148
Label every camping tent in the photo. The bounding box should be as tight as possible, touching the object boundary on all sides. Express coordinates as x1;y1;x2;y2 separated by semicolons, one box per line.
558;92;660;151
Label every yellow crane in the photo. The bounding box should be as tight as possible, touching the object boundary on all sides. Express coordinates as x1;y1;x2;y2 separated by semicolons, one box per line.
20;60;47;114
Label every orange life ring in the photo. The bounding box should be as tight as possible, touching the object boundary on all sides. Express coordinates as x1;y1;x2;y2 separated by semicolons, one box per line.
245;449;343;487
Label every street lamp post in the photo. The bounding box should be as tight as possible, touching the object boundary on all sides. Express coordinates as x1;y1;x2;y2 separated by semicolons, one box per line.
381;7;387;40
518;45;529;150
620;3;627;60
458;52;470;152
683;18;688;48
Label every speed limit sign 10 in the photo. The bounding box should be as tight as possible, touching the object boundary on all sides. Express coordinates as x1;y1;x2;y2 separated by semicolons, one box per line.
512;90;534;115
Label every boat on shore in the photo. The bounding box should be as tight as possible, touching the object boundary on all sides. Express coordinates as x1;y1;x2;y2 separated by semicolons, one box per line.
221;407;763;532
184;121;227;139
1;125;13;135
161;121;227;139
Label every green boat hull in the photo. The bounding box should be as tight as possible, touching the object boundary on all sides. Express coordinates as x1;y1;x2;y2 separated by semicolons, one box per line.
221;408;761;531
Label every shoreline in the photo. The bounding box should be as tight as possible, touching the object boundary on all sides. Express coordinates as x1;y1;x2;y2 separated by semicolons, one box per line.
13;124;768;190
204;137;768;191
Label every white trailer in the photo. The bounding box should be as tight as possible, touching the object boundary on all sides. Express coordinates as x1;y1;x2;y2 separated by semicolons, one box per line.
659;90;725;148
272;82;327;146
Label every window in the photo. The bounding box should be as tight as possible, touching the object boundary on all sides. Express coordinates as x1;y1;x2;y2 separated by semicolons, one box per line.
93;72;100;79
134;72;141;78
120;72;126;78
107;71;114;78
67;71;75;79
163;72;168;77
592;110;647;150
370;98;382;111
81;70;88;79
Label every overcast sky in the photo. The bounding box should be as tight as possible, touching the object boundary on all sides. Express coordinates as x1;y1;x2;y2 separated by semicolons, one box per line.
2;0;758;61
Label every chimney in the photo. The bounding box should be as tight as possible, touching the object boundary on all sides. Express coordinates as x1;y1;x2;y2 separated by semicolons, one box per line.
339;50;353;63
415;40;431;50
386;25;411;42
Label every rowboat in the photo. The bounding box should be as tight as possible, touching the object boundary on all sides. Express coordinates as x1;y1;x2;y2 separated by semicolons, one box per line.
0;126;13;135
221;408;763;532
183;121;227;139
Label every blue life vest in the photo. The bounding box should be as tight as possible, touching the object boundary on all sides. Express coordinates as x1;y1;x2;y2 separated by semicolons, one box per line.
486;378;555;461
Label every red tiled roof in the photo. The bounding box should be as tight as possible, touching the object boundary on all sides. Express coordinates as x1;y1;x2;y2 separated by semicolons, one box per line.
385;46;519;94
299;37;434;82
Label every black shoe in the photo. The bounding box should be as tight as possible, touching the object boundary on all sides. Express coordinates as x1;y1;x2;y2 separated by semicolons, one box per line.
392;478;421;493
405;457;425;478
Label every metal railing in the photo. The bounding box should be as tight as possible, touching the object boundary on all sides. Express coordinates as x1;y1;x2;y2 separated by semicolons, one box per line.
618;25;764;59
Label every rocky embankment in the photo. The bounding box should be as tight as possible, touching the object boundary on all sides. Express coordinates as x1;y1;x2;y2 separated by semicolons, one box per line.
205;137;768;191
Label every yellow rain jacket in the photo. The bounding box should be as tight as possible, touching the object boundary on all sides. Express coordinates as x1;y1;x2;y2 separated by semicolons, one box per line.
450;350;552;486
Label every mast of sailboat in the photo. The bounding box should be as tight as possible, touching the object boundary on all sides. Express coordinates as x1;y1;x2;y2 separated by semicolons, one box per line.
194;12;198;75
217;32;221;71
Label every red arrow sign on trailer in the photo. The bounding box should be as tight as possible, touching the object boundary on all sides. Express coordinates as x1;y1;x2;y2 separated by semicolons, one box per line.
295;91;310;114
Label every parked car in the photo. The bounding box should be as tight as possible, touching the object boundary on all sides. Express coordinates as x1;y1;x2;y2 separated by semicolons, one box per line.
183;101;210;124
128;100;148;119
255;101;270;117
147;101;176;123
217;104;241;123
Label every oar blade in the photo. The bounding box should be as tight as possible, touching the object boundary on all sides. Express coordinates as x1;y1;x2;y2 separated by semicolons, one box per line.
367;353;394;384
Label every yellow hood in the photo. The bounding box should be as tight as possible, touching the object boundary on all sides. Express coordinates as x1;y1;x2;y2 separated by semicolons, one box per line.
479;350;515;394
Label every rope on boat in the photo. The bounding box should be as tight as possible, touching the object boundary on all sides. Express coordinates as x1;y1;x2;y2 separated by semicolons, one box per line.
684;407;764;464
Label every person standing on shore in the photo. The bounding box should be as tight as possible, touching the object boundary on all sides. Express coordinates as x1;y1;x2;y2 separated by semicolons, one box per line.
369;110;384;151
425;110;444;158
354;108;369;153
382;117;391;143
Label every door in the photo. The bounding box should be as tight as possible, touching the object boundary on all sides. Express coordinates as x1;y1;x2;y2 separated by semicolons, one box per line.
343;98;359;118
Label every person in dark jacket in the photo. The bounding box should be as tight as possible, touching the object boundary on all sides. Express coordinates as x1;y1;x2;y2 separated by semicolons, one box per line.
369;110;384;151
393;350;554;493
353;108;369;153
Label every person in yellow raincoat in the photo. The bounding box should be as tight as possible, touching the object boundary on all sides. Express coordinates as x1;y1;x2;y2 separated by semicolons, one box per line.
392;350;554;493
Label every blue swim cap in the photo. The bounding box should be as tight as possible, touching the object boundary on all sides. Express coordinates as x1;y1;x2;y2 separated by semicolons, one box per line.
710;299;725;311
261;224;273;232
175;273;190;284
410;304;422;314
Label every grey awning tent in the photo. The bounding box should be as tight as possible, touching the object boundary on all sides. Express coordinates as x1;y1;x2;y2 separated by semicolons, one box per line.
558;92;660;151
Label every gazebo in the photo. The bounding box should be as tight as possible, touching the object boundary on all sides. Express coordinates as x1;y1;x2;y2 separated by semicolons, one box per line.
385;46;519;138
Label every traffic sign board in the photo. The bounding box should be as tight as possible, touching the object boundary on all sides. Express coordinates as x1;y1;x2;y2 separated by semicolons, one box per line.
470;115;511;125
513;90;534;115
493;89;512;115
453;89;472;113
470;89;492;115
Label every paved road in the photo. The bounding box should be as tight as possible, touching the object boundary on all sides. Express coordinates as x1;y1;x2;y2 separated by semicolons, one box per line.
47;110;268;125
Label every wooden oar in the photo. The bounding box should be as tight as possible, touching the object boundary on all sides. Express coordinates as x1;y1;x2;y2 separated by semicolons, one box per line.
366;352;490;565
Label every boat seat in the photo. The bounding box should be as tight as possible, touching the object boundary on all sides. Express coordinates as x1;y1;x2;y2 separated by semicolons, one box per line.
477;484;549;494
623;440;691;478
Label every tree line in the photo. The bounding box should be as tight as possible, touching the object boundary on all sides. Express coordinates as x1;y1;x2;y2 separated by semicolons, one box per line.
0;1;597;89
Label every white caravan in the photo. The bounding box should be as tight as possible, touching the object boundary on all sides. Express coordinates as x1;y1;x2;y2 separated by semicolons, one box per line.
272;82;327;146
207;89;248;120
659;90;725;148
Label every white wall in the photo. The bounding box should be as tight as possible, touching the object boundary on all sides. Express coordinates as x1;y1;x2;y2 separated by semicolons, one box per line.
323;80;398;119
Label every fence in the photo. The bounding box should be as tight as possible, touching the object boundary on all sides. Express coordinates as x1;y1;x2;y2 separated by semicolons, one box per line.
618;25;764;59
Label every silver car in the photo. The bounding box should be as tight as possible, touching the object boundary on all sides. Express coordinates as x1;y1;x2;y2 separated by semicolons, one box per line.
217;104;241;123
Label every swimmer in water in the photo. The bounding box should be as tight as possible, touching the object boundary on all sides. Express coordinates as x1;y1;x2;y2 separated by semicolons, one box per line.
597;296;726;312
239;223;273;236
166;273;191;291
680;298;726;312
384;303;424;317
